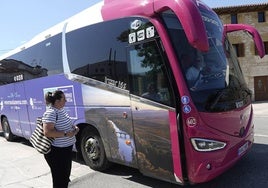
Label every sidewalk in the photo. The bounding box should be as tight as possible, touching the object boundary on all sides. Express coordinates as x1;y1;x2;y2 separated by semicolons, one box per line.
0;136;92;188
252;102;268;117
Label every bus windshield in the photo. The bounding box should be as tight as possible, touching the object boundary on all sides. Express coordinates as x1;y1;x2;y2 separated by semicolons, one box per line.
162;9;251;112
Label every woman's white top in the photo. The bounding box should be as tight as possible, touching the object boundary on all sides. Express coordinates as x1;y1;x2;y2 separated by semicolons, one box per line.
42;106;76;147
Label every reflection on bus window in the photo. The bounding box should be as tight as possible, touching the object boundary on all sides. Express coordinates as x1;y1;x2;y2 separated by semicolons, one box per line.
0;59;47;85
66;19;130;90
128;41;173;106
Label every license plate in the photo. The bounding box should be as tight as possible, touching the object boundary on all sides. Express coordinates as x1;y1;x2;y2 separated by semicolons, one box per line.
238;142;249;156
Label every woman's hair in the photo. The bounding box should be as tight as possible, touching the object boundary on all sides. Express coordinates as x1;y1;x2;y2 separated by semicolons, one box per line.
45;90;64;105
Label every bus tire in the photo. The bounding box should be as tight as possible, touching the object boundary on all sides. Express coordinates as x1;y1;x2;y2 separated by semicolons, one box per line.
1;117;15;141
80;126;110;171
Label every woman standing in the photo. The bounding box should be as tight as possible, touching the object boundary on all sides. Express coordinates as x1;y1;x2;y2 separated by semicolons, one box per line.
42;90;79;188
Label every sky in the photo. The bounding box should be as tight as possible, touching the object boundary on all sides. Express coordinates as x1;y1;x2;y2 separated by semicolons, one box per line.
1;0;268;56
0;0;100;56
202;0;268;8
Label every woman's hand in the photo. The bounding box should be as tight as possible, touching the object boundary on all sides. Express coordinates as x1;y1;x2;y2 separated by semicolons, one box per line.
65;126;79;137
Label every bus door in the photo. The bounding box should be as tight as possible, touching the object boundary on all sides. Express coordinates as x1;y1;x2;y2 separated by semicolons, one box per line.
14;81;32;139
128;40;181;182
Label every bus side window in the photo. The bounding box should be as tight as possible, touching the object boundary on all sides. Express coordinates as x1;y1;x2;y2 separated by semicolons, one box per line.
66;18;130;90
128;41;173;106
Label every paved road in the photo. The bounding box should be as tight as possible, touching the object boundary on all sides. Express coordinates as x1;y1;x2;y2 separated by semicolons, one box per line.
70;102;268;188
0;102;267;188
70;143;268;188
0;134;91;188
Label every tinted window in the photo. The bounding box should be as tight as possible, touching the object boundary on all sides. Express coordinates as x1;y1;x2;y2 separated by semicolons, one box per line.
66;18;134;90
0;34;62;85
162;10;251;112
128;40;174;106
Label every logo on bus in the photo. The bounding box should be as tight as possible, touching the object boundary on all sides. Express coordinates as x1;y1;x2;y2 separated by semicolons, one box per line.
131;20;142;30
181;96;190;105
186;117;197;127
183;105;191;113
129;20;155;44
14;74;24;82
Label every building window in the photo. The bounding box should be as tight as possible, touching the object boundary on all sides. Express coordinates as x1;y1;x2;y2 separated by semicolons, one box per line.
258;12;266;23
255;41;268;55
231;14;238;24
233;43;244;57
264;42;268;54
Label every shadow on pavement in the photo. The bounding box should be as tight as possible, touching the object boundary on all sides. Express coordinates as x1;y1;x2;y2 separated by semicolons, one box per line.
0;131;85;164
76;143;268;188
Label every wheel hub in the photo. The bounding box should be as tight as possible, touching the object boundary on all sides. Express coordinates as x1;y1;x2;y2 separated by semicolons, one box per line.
85;137;100;160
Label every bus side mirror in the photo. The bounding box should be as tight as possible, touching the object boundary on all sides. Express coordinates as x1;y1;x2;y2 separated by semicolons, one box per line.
224;24;265;58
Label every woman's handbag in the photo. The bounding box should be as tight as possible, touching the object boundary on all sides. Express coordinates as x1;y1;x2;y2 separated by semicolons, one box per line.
29;117;54;154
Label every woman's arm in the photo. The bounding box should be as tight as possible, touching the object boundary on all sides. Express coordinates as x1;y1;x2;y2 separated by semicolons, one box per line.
43;123;79;138
43;122;64;138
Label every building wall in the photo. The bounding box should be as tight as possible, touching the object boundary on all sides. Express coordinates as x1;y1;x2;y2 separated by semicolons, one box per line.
217;8;268;101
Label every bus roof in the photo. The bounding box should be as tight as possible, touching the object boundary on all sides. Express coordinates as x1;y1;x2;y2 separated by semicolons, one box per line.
101;0;209;51
1;0;210;60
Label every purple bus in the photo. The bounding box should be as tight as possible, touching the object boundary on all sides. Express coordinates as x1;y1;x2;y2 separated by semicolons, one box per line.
0;0;264;185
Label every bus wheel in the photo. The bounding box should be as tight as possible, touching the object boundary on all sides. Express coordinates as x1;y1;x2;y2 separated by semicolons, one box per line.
80;127;110;171
1;117;15;141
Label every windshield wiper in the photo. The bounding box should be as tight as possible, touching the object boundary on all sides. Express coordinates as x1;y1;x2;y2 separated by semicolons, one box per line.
206;88;231;111
206;86;251;111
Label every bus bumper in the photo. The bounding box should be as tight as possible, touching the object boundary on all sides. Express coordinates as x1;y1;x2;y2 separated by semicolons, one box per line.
187;131;254;184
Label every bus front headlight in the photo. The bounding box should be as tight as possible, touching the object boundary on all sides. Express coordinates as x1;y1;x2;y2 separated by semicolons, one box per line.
191;138;226;152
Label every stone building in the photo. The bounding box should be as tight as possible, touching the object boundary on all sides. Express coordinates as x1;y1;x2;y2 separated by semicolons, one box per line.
213;3;268;101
